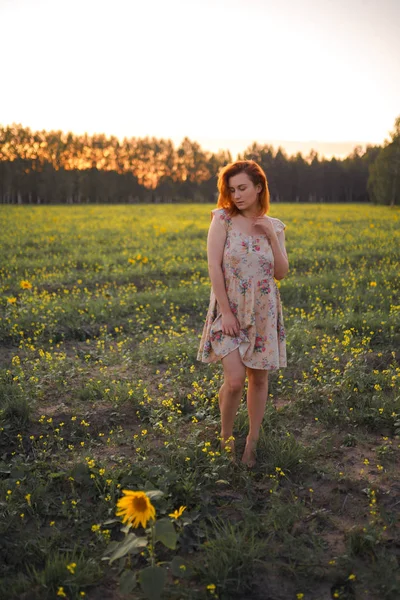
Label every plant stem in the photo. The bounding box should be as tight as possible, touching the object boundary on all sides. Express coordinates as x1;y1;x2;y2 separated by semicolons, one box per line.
150;521;156;568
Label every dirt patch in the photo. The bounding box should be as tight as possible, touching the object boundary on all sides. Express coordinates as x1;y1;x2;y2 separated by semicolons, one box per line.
319;528;347;557
331;438;399;486
273;396;293;410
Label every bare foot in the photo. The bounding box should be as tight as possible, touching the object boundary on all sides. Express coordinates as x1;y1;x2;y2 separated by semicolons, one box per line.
241;437;258;468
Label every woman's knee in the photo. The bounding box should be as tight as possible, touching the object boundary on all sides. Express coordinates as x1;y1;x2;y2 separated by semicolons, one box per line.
224;376;245;394
247;370;268;389
222;350;246;393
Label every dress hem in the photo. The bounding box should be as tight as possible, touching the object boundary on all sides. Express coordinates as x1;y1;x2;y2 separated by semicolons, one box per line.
197;347;287;371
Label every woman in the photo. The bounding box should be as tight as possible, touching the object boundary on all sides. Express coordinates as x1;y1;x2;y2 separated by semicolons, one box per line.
197;160;289;467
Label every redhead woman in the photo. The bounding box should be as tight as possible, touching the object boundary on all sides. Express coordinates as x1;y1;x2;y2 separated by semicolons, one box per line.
197;160;289;467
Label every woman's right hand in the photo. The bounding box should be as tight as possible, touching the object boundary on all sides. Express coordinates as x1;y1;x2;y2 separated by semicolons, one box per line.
221;311;240;337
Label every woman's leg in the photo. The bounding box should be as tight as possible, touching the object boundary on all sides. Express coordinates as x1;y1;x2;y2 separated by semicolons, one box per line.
219;349;246;453
241;367;269;466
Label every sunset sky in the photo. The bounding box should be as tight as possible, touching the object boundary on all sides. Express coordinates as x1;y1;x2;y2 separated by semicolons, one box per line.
1;0;399;158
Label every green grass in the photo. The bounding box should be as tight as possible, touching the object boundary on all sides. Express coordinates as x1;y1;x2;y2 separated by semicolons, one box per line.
0;203;399;599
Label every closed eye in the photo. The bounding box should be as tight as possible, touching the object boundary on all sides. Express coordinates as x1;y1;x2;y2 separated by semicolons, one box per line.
229;186;247;192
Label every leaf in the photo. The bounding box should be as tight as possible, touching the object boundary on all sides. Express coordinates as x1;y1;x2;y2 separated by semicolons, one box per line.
103;533;148;563
121;524;132;535
144;489;164;500
154;518;177;549
170;556;193;578
101;541;119;559
49;472;67;479
139;566;166;600
103;518;119;526
119;570;137;594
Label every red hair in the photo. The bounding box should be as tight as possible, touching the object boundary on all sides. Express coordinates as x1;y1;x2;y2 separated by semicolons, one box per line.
216;160;270;216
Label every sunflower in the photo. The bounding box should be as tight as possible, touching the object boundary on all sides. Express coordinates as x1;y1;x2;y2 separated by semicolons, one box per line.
115;490;156;528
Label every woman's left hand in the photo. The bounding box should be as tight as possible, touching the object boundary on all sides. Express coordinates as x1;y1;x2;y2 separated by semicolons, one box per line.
252;217;276;242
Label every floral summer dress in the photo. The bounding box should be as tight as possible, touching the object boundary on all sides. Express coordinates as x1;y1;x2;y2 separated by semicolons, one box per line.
197;208;287;370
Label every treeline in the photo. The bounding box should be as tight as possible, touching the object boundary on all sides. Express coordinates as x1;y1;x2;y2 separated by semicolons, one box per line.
0;119;399;205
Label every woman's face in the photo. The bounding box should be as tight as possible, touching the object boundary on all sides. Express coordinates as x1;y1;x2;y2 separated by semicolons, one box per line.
228;172;261;212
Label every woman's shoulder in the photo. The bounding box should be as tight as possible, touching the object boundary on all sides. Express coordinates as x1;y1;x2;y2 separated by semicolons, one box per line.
211;207;231;225
211;207;228;218
267;215;286;233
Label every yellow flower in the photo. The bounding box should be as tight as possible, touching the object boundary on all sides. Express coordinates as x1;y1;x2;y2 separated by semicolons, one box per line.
369;281;377;287
57;587;67;597
348;573;356;580
20;280;32;289
207;584;216;591
116;490;156;528
66;562;77;574
7;297;17;304
25;493;31;506
169;505;186;520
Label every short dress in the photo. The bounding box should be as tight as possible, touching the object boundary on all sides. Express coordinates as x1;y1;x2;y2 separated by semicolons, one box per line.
197;208;287;371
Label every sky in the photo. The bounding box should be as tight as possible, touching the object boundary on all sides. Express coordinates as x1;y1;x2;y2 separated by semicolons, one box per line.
1;0;399;159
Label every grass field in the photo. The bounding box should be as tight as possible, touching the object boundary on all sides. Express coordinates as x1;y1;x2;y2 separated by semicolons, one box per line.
0;203;399;600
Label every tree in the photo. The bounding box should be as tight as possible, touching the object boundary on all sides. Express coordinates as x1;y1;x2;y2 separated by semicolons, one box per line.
1;121;397;205
367;115;400;206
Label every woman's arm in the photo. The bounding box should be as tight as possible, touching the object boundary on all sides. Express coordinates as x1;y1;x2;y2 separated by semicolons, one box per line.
270;229;289;280
207;216;230;314
207;215;240;336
